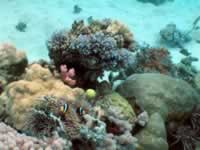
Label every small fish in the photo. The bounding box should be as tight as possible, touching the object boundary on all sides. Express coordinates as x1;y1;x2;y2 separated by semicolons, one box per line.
196;40;200;44
60;103;69;113
76;107;86;116
179;48;191;56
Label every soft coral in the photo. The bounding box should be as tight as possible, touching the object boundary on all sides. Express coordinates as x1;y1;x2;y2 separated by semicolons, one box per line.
60;64;76;86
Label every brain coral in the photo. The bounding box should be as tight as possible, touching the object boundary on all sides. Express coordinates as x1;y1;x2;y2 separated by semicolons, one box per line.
0;64;85;130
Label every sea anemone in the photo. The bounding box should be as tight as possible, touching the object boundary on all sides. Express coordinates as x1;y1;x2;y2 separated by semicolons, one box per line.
166;105;200;150
167;124;199;150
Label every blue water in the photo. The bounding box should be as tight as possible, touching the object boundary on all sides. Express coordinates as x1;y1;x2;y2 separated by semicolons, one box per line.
0;0;200;67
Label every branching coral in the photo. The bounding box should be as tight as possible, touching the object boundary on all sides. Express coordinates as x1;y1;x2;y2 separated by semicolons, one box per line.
47;19;135;88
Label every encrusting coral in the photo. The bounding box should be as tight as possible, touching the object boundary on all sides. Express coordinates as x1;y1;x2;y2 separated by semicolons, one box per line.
47;19;135;88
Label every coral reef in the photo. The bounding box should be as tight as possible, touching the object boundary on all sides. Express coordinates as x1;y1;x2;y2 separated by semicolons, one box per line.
0;64;85;130
0;122;71;150
0;43;28;85
47;19;135;87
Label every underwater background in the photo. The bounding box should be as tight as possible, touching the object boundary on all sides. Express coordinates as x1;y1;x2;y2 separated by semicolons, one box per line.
0;0;199;67
0;0;200;150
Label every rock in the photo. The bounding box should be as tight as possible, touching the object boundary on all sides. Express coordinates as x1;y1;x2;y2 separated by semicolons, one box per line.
135;113;168;150
0;64;85;130
116;73;200;119
0;43;28;85
95;92;136;123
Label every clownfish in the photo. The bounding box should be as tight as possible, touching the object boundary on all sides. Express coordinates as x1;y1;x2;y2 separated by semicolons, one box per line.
76;107;86;116
60;103;69;113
